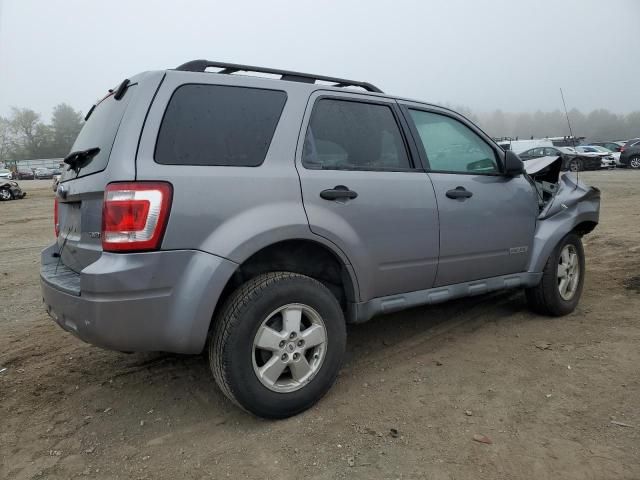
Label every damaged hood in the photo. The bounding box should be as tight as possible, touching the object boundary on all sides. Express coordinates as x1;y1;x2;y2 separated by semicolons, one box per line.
524;155;563;175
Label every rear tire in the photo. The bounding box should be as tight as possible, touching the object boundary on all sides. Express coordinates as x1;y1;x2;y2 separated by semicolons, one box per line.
209;272;346;419
526;233;585;316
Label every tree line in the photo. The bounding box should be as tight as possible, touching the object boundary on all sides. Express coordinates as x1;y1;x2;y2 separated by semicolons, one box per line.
1;103;639;166
0;104;84;163
454;107;640;142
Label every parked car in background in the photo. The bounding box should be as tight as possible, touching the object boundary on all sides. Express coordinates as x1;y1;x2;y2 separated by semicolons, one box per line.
620;138;640;169
518;146;602;171
0;181;26;200
16;168;35;180
34;167;54;179
0;168;13;180
497;139;554;154
588;145;622;166
575;146;617;169
590;141;623;152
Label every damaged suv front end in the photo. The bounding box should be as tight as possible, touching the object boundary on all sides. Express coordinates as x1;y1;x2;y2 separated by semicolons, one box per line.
524;155;600;273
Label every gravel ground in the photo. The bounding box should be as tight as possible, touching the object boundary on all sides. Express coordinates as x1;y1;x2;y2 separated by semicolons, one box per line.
1;172;639;479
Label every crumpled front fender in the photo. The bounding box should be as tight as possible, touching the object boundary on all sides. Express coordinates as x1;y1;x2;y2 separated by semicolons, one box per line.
527;174;600;273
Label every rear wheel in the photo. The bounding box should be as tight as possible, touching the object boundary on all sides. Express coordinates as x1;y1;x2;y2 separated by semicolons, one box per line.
209;272;346;418
526;233;585;316
629;156;640;169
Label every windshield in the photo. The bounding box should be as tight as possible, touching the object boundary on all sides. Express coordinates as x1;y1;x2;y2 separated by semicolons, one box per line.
61;85;136;181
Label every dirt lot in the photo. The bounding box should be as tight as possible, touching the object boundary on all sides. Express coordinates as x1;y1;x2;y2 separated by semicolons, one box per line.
1;173;639;480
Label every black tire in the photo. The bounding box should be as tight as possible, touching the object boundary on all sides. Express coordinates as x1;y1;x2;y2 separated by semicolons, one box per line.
209;272;346;419
568;158;582;172
525;233;585;316
629;156;640;169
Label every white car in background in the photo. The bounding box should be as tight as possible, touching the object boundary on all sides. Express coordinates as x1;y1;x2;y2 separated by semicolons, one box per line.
0;168;13;180
576;146;617;169
590;145;623;166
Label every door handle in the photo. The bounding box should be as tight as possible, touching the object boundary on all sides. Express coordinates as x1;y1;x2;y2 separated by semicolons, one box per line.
445;186;473;199
320;185;358;201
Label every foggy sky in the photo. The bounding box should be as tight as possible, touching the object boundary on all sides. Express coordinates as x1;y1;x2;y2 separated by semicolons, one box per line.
0;0;638;120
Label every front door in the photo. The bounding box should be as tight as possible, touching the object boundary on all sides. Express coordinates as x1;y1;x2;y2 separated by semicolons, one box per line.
403;105;538;287
296;93;440;302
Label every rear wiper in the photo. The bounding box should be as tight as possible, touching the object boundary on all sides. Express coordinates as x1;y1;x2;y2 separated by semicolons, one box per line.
64;147;100;175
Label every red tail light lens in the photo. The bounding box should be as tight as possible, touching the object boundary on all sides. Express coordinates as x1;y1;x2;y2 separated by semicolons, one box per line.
101;182;172;252
54;198;59;237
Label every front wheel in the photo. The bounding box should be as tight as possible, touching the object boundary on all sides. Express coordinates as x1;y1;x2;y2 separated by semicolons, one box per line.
0;188;13;201
209;272;346;418
629;156;640;169
525;233;585;316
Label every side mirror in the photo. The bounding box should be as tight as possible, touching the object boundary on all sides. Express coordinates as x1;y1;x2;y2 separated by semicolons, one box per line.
504;150;525;176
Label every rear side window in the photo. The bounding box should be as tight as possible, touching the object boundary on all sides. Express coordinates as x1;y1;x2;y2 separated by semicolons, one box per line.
303;99;411;171
155;84;287;166
61;86;136;181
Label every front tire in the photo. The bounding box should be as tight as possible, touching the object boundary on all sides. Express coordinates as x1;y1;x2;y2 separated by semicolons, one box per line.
629;156;640;169
525;233;585;316
209;272;346;419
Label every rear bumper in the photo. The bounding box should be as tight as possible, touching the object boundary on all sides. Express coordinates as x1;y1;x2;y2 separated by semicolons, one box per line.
40;244;237;354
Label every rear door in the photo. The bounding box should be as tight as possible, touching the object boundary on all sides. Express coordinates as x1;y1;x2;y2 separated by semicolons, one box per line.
296;92;439;301
401;104;538;287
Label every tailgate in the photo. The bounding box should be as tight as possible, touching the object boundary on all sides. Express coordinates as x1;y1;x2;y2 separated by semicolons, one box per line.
56;84;138;272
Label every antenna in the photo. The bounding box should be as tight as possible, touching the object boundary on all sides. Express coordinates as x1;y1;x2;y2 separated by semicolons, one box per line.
560;88;579;185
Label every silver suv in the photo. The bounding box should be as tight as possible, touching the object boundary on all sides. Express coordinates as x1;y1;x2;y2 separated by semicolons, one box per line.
41;60;600;418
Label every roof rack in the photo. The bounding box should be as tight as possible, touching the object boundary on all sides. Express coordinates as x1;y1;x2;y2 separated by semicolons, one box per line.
174;60;383;93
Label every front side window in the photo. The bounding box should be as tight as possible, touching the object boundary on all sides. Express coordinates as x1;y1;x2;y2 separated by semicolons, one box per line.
408;110;499;174
155;84;287;166
303;99;411;170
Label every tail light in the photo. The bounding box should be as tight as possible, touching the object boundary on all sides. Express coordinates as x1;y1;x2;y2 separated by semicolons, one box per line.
54;198;59;237
101;182;173;252
620;146;625;152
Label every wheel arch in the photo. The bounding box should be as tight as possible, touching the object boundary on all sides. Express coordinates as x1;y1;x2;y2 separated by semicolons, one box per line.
208;238;360;335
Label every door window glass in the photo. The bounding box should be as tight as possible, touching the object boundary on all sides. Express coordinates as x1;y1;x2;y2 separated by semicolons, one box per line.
303;99;411;170
408;110;499;174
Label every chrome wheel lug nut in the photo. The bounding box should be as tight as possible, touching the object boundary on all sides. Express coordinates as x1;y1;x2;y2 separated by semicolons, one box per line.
297;339;304;347
281;353;288;362
279;340;286;348
293;353;300;360
289;332;297;339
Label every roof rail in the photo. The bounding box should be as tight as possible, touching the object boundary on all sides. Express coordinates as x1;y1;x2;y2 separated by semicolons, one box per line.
174;59;383;93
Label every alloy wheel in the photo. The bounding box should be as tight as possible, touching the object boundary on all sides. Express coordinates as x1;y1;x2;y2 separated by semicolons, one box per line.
252;303;327;393
557;245;580;301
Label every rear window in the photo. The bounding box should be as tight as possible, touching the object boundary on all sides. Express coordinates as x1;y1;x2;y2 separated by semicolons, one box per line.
61;86;136;181
155;84;287;167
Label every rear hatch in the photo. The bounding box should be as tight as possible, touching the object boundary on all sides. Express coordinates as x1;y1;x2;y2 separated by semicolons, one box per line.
56;84;137;272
